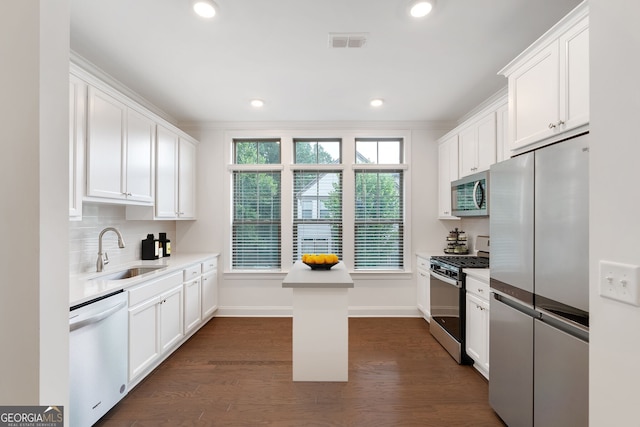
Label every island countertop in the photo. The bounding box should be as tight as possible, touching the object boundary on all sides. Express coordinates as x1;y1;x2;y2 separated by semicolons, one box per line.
282;261;354;289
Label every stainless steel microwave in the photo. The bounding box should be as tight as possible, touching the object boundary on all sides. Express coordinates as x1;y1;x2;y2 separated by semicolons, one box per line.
451;171;489;217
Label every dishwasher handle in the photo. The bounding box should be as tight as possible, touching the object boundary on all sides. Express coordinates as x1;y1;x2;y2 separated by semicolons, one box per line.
70;300;127;332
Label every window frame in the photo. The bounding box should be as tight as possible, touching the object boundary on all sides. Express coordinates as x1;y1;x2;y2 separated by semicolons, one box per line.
223;130;412;276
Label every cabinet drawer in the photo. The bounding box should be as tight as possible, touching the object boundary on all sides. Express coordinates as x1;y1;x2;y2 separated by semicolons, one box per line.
416;256;430;271
183;264;201;281
128;270;182;307
201;257;217;274
466;276;490;300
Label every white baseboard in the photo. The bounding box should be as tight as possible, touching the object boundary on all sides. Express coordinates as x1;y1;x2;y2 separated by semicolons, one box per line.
215;305;421;318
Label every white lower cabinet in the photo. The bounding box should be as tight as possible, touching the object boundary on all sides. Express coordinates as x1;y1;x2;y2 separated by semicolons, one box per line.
158;285;184;353
126;256;219;388
202;272;218;319
128;271;184;384
465;275;490;379
183;264;202;334
416;256;431;321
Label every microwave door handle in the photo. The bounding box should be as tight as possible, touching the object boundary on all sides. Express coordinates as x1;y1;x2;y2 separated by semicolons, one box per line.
473;181;484;209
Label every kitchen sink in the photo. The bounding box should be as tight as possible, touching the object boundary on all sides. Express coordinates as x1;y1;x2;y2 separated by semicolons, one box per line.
92;265;167;281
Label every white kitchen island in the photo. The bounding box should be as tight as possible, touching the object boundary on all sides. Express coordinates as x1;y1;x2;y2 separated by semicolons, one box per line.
282;261;354;382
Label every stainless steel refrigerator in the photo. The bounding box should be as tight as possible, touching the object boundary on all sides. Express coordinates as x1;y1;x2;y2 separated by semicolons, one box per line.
489;133;589;427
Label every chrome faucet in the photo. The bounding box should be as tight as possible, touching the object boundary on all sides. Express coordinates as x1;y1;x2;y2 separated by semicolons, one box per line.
97;227;126;272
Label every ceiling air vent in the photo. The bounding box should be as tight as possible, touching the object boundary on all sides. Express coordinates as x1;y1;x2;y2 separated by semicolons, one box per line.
328;33;368;49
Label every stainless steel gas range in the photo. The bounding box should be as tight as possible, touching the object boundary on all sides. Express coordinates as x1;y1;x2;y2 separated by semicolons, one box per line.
429;249;489;364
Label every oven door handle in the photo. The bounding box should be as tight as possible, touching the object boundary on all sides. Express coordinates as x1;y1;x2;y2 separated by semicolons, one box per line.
430;270;462;288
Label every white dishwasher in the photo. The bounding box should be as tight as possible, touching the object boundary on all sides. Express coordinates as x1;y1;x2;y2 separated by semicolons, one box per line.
69;290;128;427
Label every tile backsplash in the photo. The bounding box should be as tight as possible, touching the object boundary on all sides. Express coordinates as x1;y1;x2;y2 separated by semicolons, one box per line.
70;203;176;275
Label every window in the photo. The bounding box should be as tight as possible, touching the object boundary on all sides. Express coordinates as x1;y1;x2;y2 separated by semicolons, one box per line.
354;139;404;270
232;139;281;269
292;139;342;263
228;134;408;272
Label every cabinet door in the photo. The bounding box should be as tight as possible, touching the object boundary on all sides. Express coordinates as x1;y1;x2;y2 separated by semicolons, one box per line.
69;75;86;219
184;278;201;334
476;113;496;172
459;113;496;177
128;297;160;381
155;125;179;218
202;270;218;319
87;87;126;200
178;138;197;219
465;293;486;364
438;136;459;219
559;17;589;132
125;108;155;203
416;267;430;321
159;285;184;353
458;126;477;178
496;103;510;162
509;42;560;150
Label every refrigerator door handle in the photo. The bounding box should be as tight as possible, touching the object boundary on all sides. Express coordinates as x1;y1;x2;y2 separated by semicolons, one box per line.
537;306;589;341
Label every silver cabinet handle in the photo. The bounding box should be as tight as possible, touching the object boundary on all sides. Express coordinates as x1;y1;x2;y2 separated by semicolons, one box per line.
548;122;556;129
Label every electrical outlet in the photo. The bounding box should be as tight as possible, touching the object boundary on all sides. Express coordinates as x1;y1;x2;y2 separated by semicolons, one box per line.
599;261;640;306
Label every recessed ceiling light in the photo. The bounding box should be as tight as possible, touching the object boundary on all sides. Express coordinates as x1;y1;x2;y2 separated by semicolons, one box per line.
250;99;265;108
370;99;384;107
193;0;217;18
409;0;435;18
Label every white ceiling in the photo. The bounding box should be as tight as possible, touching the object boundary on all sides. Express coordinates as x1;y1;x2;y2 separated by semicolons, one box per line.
70;0;583;124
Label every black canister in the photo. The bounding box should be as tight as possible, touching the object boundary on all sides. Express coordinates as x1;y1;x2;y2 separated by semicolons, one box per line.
159;232;171;257
141;234;159;260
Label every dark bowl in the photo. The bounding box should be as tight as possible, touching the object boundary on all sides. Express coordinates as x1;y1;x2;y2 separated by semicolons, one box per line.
303;262;338;270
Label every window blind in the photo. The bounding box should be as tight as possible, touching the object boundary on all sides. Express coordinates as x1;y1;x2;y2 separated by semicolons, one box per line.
354;170;404;270
292;170;343;262
232;171;281;269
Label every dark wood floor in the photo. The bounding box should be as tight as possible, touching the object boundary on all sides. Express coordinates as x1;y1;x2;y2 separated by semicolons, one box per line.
96;317;505;426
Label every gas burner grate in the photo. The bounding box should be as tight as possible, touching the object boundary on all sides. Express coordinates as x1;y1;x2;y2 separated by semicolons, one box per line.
431;256;489;269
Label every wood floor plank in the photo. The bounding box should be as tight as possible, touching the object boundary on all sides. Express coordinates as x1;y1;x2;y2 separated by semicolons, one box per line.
95;317;505;426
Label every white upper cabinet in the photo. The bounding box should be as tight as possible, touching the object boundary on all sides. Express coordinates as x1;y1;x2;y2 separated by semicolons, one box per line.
125;108;155;203
458;112;497;178
437;135;459;219
155;125;179;218
437;91;505;219
500;4;589;152
178;137;197;219
86;86;155;204
86;86;126;200
69;74;86;219
155;125;197;220
495;103;510;162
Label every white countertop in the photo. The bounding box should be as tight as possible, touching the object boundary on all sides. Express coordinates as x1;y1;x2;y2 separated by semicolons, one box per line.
282;261;354;288
69;252;219;307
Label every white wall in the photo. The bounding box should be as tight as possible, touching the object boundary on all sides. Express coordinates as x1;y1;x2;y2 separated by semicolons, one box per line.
179;122;454;316
589;1;640;424
0;0;70;415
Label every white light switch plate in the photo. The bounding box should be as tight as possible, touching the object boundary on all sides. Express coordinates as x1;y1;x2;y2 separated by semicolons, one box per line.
599;260;640;306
